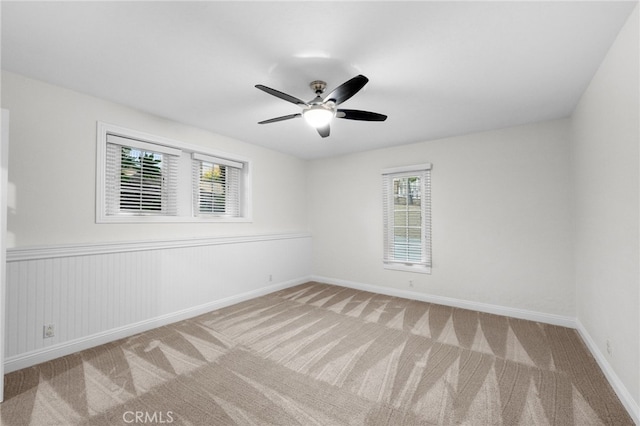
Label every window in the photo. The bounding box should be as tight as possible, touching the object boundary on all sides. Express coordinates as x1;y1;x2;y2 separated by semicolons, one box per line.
382;164;432;273
105;135;180;216
192;153;243;217
97;122;251;223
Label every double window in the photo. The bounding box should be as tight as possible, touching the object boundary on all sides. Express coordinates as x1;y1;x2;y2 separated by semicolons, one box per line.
97;122;250;223
382;164;432;273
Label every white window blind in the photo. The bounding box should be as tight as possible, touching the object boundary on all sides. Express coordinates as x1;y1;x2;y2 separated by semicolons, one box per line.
105;134;179;216
192;152;243;217
382;164;432;272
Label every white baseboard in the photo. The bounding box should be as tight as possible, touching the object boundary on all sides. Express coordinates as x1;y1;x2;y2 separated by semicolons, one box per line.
4;276;310;373
575;320;640;425
312;275;576;327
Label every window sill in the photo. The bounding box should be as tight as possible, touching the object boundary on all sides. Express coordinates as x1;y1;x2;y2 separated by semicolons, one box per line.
384;262;432;275
96;215;253;224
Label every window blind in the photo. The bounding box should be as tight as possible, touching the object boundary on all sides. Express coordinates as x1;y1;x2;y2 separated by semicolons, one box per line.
105;136;179;216
192;153;243;217
382;164;431;268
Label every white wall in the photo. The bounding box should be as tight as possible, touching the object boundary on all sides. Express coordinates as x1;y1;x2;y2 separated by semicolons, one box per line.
571;4;639;411
308;119;575;318
1;71;309;248
0;72;313;371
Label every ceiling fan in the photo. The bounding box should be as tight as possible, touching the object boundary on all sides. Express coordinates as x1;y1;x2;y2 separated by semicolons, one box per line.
255;74;387;138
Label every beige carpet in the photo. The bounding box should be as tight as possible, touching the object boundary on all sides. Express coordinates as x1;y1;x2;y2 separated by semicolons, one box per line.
1;282;633;425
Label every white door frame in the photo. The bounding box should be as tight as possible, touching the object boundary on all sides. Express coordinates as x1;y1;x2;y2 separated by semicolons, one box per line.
1;109;9;401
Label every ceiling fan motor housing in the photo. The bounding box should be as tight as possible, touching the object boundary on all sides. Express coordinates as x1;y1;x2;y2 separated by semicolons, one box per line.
310;80;327;95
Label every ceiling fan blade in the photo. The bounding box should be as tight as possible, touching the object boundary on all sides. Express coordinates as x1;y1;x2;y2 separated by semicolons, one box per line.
336;109;387;121
324;75;369;105
255;85;307;105
316;124;330;138
258;113;301;124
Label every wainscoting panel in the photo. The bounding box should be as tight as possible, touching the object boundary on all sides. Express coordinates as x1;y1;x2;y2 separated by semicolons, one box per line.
5;233;312;371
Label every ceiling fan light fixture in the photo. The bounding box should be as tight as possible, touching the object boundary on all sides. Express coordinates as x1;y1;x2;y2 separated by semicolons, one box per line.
256;74;385;137
303;105;334;128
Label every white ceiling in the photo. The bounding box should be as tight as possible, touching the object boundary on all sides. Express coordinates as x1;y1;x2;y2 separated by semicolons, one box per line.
1;1;637;159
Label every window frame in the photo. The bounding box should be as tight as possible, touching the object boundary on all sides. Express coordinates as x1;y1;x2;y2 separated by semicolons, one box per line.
96;122;252;223
382;163;432;274
105;134;181;217
191;152;244;218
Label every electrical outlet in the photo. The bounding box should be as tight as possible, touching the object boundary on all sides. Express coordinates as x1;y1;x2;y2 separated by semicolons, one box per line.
43;324;55;339
269;274;273;282
606;339;612;356
409;280;414;287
